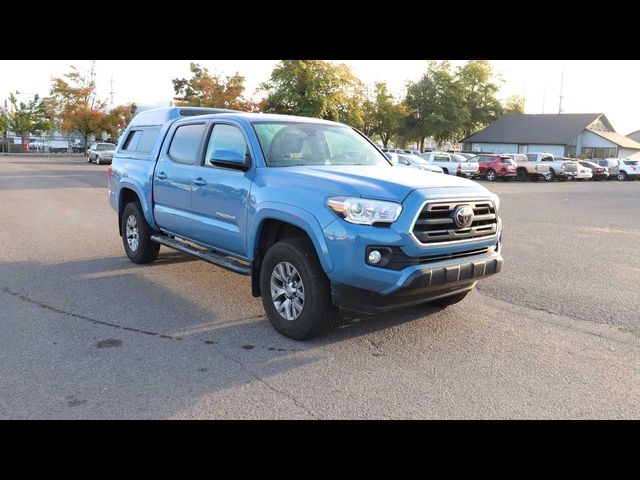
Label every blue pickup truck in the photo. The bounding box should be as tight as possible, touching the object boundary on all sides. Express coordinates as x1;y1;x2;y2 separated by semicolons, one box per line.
108;107;503;339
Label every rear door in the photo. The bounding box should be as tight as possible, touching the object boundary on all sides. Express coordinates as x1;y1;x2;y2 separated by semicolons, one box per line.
153;121;207;238
190;121;255;257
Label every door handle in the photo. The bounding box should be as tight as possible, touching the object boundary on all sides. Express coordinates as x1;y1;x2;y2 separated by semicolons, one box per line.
156;172;167;180
193;177;207;186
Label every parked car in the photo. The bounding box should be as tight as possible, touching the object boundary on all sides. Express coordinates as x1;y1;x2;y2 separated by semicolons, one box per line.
525;153;578;181
578;161;608;180
420;151;479;178
595;158;640;181
390;153;444;173
87;142;116;164
109;107;503;339
467;154;517;182
573;163;593;180
507;153;546;182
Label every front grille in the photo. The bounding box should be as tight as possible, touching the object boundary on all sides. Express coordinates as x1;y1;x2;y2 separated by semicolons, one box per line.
412;199;497;244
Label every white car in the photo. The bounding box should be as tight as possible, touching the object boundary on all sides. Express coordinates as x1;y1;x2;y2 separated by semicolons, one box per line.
420;151;479;178
87;142;116;164
392;153;444;173
597;158;640;181
573;164;593;180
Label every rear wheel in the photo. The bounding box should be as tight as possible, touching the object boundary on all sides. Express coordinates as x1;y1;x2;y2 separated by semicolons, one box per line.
486;169;497;182
121;202;160;264
516;168;528;182
618;171;627;181
260;237;337;340
442;168;449;175
427;291;470;308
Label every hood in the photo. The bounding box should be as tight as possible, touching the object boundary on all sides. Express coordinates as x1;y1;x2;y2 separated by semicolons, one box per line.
276;165;484;202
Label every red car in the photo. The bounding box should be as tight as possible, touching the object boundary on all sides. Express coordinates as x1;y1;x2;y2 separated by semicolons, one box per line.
470;154;518;182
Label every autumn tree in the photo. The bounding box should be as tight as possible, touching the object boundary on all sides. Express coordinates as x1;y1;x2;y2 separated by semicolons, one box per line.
6;92;50;150
259;60;366;129
503;95;525;114
362;82;407;148
404;61;467;150
456;60;503;137
172;63;252;110
48;65;109;152
102;103;138;139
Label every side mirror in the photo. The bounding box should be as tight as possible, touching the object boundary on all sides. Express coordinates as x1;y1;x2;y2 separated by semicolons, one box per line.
210;148;250;170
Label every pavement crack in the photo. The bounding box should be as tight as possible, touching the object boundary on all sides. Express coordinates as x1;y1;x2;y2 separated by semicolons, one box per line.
476;286;640;348
218;349;319;419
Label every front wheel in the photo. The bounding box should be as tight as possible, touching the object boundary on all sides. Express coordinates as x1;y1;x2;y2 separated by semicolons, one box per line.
260;237;337;340
618;171;627;181
121;202;160;264
516;169;528;182
96;155;101;165
486;169;497;182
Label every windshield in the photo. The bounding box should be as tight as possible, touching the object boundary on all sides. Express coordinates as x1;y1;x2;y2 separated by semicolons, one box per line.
97;144;115;151
253;122;389;167
623;160;639;166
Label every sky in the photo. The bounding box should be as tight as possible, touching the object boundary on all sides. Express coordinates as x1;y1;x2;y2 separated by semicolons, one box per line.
1;60;639;135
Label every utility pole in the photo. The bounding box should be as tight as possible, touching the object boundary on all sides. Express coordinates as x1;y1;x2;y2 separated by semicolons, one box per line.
542;85;546;114
110;75;115;106
558;65;564;114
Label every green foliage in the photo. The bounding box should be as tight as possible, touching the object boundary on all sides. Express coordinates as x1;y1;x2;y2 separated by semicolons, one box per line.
6;92;50;140
0;108;7;136
362;82;408;147
456;60;503;137
259;60;366;129
404;61;468;146
173;63;253;110
503;95;525;114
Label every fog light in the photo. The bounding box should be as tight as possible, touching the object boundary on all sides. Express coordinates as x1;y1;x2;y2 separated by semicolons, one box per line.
368;250;382;264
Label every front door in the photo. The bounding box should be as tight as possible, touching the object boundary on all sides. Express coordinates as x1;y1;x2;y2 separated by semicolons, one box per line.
190;122;255;257
153;122;207;237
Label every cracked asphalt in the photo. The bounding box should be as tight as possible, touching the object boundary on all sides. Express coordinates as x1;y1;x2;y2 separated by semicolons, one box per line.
1;155;639;419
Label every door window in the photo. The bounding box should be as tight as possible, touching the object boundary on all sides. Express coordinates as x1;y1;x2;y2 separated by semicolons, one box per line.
168;124;206;164
204;124;249;167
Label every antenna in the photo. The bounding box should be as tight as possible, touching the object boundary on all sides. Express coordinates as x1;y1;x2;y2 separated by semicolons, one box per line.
558;65;564;114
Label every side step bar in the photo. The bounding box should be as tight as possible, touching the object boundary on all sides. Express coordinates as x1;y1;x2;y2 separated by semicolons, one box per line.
151;234;251;275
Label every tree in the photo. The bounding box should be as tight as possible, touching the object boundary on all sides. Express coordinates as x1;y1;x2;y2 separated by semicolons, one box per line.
48;65;109;152
404;61;467;150
102;103;138;138
362;82;407;148
456;60;503;137
503;95;525;114
6;92;50;150
259;60;366;129
172;63;252;110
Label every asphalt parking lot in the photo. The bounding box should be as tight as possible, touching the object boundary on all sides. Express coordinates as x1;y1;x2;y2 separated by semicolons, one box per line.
1;156;639;419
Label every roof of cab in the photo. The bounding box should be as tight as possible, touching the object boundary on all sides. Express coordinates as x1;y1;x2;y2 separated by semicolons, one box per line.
129;107;346;128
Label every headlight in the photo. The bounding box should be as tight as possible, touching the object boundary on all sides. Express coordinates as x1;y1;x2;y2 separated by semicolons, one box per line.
492;194;500;213
326;196;402;225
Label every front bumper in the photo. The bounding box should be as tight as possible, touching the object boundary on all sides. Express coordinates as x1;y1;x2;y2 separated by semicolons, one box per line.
331;249;502;314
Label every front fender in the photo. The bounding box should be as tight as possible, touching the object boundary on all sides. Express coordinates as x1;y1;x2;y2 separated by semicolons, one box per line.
249;202;333;273
118;178;158;230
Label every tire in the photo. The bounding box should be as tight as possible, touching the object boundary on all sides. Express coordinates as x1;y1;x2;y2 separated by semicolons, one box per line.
427;291;470;308
87;154;92;163
549;168;557;181
516;168;528;182
617;171;627;181
120;202;160;264
442;168;449;175
96;155;101;165
486;169;497;182
260;237;337;340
